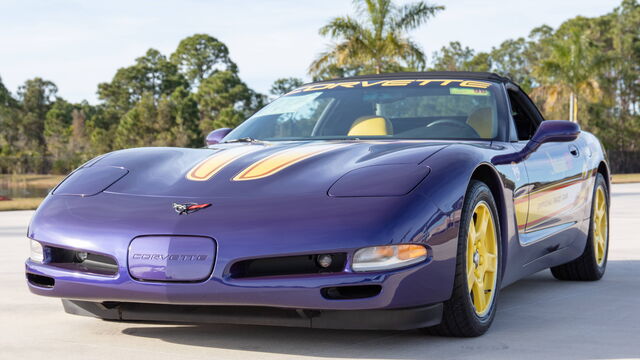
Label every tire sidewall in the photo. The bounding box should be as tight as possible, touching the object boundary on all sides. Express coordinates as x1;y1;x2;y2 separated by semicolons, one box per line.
458;181;502;326
588;174;609;277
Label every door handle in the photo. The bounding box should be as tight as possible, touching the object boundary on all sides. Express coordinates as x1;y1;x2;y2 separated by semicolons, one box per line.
569;145;579;157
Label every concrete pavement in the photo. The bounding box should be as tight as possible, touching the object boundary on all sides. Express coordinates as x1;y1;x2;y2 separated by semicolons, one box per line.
1;184;639;360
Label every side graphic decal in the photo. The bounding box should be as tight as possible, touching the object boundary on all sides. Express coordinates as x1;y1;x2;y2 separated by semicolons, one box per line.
514;175;591;232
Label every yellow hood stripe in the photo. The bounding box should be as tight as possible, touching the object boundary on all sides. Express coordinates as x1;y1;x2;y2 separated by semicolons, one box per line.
233;144;347;181
186;146;261;181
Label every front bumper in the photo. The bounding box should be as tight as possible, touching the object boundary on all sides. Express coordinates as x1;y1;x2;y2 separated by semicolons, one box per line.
62;299;443;330
26;255;451;311
26;192;458;314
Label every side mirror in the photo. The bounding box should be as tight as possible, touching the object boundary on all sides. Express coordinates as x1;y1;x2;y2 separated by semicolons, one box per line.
530;120;580;144
205;128;232;145
493;120;580;165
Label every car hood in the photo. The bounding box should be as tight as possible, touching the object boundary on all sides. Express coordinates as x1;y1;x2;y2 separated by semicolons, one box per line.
60;140;449;199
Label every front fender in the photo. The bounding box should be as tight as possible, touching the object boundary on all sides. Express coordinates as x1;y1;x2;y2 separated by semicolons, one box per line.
415;142;520;287
418;144;491;213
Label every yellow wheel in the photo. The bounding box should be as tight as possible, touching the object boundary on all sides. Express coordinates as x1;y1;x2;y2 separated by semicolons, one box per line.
424;180;501;337
551;173;609;281
466;201;498;316
592;186;608;266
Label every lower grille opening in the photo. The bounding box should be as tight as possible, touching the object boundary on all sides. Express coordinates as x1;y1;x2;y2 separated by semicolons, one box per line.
230;253;347;278
27;273;55;288
321;285;382;300
47;246;118;276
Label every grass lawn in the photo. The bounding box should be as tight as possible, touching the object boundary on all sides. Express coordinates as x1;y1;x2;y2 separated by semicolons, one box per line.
0;197;44;211
0;174;65;188
1;174;64;211
611;173;640;184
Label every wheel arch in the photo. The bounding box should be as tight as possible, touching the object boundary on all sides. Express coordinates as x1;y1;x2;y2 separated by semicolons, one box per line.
469;163;508;277
597;161;610;193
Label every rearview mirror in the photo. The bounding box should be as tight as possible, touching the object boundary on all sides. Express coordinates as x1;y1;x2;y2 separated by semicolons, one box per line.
493;120;580;164
205;128;233;145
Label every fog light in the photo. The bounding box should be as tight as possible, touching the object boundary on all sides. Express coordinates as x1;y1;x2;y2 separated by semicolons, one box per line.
76;251;88;262
30;239;44;263
317;254;333;268
352;244;428;272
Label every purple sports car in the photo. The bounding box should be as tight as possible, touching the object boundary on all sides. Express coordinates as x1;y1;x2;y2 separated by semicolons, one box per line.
26;72;610;337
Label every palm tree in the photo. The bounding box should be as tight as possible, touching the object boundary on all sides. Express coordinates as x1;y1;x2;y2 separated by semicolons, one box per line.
532;27;602;123
309;0;444;78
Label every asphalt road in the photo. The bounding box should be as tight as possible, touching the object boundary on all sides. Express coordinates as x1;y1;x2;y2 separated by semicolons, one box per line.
2;184;639;360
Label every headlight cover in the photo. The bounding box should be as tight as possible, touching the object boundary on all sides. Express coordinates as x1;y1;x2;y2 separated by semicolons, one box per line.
53;166;128;196
328;164;430;197
352;244;428;272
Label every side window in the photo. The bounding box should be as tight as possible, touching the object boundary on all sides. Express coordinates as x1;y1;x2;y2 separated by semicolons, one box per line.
508;90;537;140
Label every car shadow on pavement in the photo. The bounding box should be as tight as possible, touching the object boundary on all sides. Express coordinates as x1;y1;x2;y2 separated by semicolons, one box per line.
121;260;640;359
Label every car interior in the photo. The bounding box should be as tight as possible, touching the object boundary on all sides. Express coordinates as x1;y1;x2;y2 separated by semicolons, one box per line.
309;90;499;140
507;87;542;141
233;85;503;141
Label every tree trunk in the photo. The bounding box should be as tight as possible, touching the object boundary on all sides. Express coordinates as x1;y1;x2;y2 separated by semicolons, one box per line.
569;92;574;122
574;94;578;124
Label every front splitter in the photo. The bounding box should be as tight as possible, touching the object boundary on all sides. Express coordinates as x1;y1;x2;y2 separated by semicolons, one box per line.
62;299;443;330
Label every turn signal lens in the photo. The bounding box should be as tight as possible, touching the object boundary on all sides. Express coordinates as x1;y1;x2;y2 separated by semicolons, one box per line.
398;244;428;260
352;244;428;272
30;239;44;263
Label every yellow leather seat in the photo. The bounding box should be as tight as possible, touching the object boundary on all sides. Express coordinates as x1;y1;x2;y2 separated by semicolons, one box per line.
348;116;393;136
466;107;495;138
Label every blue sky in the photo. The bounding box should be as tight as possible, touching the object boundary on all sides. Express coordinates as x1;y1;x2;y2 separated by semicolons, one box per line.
0;0;623;103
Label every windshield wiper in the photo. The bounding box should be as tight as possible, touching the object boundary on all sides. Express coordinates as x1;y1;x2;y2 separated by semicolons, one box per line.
222;137;262;143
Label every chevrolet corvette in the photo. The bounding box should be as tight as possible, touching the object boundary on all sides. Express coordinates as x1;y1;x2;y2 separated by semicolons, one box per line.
26;72;610;337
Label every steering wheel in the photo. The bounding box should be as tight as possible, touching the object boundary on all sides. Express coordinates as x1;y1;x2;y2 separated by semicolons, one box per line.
426;119;479;137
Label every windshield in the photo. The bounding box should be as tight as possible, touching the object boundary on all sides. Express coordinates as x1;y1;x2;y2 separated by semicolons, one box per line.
225;78;504;142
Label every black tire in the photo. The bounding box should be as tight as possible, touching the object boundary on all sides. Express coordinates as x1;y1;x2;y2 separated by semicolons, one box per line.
550;173;609;281
423;180;502;337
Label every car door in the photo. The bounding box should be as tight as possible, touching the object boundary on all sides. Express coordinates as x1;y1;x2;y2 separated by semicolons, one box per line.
507;87;590;237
